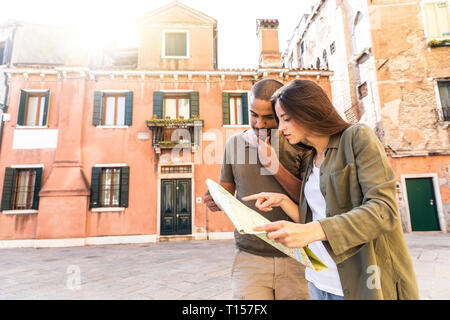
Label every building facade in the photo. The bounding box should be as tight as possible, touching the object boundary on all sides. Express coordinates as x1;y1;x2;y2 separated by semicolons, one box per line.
283;0;450;233
0;2;332;247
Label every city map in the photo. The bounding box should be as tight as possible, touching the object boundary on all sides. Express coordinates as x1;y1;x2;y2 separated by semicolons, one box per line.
206;179;327;272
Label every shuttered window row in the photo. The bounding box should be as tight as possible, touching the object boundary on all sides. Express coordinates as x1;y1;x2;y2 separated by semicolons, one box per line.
17;90;249;127
1;166;131;211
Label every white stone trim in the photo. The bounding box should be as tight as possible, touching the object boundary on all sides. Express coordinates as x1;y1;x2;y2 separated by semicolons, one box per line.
10;164;44;168
15;125;48;129
2;209;38;215
157;163;195;236
94;163;127;167
400;173;447;233
85;235;157;246
96;125;129;129
91;207;126;213
0;235;159;249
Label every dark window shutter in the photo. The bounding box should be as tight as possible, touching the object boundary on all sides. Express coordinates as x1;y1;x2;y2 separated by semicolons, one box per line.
153;92;163;119
241;92;249;125
1;168;16;211
92;91;104;126
222;92;230;125
119;166;129;208
32;168;43;210
17;90;27;125
42;90;50;126
189;91;199;119
125;91;133;126
90;167;101;209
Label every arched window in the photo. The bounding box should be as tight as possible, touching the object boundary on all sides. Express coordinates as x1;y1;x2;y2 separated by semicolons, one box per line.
316;57;321;69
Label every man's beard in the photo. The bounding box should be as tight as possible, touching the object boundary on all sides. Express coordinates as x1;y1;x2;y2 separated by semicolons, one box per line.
252;128;272;141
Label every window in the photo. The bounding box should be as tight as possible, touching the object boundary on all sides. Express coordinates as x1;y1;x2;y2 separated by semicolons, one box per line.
437;80;450;121
92;91;133;126
423;1;450;38
358;82;369;99
222;92;249;125
330;41;336;55
352;11;370;54
161;165;192;174
0;41;5;65
17;90;50;126
164;94;190;119
1;167;42;211
90;166;129;209
99;168;121;207
152;91;199;120
163;30;188;58
104;94;126;126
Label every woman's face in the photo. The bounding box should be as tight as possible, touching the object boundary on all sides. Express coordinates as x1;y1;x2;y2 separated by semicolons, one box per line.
275;100;311;145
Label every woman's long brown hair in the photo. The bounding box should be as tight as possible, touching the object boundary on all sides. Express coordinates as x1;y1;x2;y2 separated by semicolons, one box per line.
271;79;351;136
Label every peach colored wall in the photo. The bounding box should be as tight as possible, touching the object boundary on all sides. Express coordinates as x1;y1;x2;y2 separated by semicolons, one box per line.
138;25;215;70
0;73;332;240
389;155;450;203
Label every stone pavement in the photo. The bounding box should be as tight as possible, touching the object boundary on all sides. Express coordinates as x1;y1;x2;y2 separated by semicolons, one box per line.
0;232;448;300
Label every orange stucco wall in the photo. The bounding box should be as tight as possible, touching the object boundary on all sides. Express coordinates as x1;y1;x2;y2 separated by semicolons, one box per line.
0;73;332;240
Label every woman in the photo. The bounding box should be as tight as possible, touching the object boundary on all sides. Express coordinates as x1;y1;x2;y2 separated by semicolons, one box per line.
242;79;419;300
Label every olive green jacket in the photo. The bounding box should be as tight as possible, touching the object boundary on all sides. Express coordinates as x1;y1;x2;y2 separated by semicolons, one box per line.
299;124;419;300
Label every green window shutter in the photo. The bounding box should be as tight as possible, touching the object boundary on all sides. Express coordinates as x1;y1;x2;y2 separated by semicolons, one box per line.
42;90;50;126
17;90;27;125
153;92;163;119
189;91;199;119
1;168;17;211
222;92;230;125
92;91;104;126
119;166;129;208
90;167;101;209
32;168;43;210
125;91;133;126
241;92;249;125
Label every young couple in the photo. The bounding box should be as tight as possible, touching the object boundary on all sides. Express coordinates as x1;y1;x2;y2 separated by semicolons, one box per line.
204;79;419;300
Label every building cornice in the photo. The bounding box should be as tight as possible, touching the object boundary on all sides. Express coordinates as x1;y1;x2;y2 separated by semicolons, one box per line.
1;66;334;79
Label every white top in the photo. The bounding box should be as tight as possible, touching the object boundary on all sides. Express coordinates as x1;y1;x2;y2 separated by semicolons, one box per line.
304;164;344;296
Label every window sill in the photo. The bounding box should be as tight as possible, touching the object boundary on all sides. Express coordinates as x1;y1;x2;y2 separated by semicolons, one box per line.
96;125;129;129
15;125;48;129
2;209;38;215
161;55;190;59
222;124;251;128
91;207;125;212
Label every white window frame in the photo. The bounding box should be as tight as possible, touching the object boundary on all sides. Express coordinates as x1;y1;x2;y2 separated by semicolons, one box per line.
421;0;450;41
222;90;251;128
433;78;450;123
20;89;50;128
162;29;190;59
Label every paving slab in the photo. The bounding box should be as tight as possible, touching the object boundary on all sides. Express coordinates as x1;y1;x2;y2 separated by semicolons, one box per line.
0;233;448;300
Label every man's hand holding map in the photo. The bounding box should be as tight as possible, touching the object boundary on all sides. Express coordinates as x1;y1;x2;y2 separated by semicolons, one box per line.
206;179;327;272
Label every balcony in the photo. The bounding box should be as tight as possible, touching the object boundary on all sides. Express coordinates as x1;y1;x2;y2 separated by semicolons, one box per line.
146;118;203;154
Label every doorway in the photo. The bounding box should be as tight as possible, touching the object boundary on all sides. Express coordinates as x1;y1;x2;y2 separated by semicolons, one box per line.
160;179;192;235
405;177;441;231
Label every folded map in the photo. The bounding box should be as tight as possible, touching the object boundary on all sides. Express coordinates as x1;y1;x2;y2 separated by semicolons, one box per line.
206;178;327;272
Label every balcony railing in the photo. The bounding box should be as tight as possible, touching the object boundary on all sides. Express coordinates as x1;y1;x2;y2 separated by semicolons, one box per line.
146;118;203;153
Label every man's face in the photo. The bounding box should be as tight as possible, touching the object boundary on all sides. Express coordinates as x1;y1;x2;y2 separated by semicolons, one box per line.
250;97;278;139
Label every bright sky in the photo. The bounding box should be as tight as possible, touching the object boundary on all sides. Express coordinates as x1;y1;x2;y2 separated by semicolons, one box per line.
0;0;310;69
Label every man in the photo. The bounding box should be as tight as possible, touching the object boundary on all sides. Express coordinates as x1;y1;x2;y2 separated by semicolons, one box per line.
204;79;311;300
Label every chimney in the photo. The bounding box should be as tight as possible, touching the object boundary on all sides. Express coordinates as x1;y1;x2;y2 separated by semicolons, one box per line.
256;19;283;69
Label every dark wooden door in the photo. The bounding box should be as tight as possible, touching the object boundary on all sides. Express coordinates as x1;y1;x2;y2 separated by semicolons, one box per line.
406;178;440;231
161;179;191;235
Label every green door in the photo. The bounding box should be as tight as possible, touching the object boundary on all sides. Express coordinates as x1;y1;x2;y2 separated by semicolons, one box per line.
161;179;192;235
405;178;440;231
